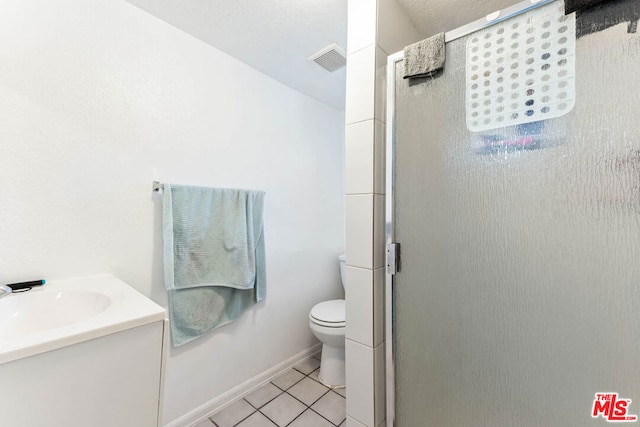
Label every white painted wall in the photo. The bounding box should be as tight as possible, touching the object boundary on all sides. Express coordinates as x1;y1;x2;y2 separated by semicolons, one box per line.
0;0;345;424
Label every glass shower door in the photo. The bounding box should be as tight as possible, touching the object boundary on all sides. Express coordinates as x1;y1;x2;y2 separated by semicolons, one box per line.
391;1;640;426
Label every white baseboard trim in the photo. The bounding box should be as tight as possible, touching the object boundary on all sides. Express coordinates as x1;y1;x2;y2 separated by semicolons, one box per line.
164;343;322;427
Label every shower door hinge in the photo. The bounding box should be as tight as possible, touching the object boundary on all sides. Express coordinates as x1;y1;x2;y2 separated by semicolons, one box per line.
387;243;401;275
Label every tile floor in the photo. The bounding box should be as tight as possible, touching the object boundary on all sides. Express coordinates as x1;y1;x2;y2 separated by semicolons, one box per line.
195;354;346;427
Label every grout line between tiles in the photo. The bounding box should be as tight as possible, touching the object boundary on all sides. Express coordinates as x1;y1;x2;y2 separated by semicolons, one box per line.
346;117;376;127
309;406;343;427
283;409;305;427
246;389;282;411
347;43;376;58
257;406;286;427
210;357;345;427
285;387;331;409
230;403;257;427
271;373;306;392
345;192;386;196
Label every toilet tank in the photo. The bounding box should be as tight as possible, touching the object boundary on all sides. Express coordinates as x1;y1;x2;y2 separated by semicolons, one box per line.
338;254;346;289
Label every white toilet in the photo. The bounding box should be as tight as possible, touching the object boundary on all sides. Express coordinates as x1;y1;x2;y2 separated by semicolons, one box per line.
309;254;346;388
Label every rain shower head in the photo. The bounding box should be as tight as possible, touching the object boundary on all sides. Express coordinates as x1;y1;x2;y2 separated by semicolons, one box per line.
309;43;346;72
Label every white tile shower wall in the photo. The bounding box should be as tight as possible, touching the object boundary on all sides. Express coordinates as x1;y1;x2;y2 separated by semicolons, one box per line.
373;194;385;269
345;121;375;195
344;118;386;196
345;266;374;346
345;45;377;125
345;340;375;426
373;121;386;194
372;268;384;347
345;45;387;128
345;0;422;425
345;195;374;269
347;0;377;54
0;1;345;425
374;46;388;124
344;266;384;349
373;343;385;425
345;2;377;427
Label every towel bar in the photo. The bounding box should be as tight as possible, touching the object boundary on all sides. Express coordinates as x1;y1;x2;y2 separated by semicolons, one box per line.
152;181;164;193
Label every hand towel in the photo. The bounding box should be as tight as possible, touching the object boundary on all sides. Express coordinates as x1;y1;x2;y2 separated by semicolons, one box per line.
403;32;445;79
163;184;266;346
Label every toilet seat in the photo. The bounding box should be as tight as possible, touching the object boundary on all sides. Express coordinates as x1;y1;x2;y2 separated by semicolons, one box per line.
309;299;345;328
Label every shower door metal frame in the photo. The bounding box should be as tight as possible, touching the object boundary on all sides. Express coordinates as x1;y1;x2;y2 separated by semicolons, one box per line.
384;1;558;425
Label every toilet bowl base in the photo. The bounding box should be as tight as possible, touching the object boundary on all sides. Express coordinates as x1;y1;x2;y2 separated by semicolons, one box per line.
318;343;345;388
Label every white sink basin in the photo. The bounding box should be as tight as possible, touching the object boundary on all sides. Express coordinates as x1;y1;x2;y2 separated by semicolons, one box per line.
0;291;111;340
0;275;166;365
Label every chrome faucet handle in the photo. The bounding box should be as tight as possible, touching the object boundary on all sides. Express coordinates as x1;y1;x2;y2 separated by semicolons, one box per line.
0;285;12;298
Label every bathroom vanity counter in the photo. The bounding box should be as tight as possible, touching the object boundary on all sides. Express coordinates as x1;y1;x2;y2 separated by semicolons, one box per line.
0;275;168;427
0;274;166;364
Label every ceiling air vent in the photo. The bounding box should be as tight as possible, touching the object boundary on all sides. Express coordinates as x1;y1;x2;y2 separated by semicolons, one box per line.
309;43;346;72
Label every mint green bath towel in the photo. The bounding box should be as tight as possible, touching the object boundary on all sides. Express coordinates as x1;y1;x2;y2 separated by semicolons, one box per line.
163;184;266;346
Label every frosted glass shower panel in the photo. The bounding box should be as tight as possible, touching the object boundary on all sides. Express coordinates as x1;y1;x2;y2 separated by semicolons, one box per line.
393;0;640;425
466;1;576;131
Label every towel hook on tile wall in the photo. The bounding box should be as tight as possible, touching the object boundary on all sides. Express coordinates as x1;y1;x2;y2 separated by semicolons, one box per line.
152;181;164;193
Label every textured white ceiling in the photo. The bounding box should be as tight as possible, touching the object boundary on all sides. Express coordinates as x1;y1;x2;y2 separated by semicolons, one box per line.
126;0;347;110
126;0;528;111
396;0;522;37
